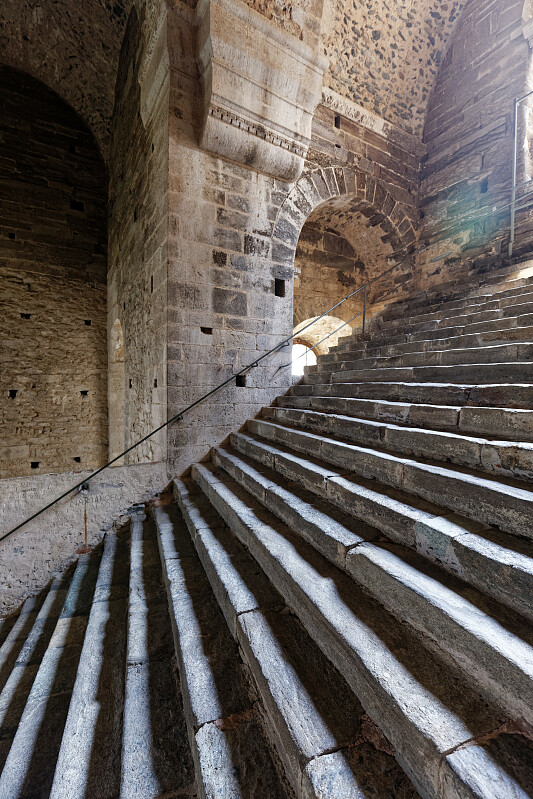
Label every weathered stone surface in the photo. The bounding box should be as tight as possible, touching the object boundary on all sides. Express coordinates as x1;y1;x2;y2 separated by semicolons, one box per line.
0;461;167;616
0;66;107;481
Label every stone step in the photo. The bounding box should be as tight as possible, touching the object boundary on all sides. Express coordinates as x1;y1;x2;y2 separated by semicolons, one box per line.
276;394;533;441
290;380;533;409
174;479;419;799
0;596;42;697
321;328;533;365
190;461;533;799
369;298;533;335
49;532;129;799
356;313;533;349
303;361;533;386
214;442;533;623
0;577;69;770
333;314;533;355
0;553;99;798
311;342;533;375
262;406;533;481
244;419;533;540
204;453;533;727
121;513;194;799
376;288;533;327
154;501;289;799
375;276;533;321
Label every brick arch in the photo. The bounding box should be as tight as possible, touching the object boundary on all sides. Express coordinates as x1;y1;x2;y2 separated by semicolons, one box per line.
271;165;416;269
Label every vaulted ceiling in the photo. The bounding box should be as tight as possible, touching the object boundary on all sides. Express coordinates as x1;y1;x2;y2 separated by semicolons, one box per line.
0;0;134;159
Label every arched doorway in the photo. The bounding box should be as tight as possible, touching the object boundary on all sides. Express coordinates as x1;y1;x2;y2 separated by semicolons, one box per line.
0;65;108;478
273;167;414;359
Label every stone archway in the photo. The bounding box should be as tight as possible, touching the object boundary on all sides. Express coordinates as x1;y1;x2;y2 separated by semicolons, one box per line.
271;165;416;270
271;166;416;353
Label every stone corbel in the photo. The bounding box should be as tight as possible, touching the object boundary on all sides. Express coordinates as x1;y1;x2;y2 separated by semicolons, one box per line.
196;0;328;182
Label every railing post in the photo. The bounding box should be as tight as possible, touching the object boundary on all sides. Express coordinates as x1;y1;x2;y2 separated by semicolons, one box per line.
362;286;367;336
510;96;519;258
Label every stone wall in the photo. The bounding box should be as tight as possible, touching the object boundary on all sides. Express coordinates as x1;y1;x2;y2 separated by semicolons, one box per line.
0;462;168;615
0;0;132;158
108;0;169;467
0;66;108;479
166;0;294;473
417;0;533;287
324;0;465;136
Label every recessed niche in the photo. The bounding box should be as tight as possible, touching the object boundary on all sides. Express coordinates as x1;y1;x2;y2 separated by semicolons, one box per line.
30;462;40;469
70;199;85;212
73;456;81;463
8;389;17;399
153;378;158;388
275;278;286;298
84;319;92;326
201;327;213;335
134;208;138;222
8;232;15;240
20;313;31;319
236;375;246;387
150;275;154;293
129;379;133;389
80;390;89;397
480;178;489;194
334;114;341;129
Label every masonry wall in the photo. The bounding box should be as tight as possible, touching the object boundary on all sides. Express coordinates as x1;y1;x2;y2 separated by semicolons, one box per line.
108;1;169;466
0;66;108;479
417;0;533;287
165;2;294;475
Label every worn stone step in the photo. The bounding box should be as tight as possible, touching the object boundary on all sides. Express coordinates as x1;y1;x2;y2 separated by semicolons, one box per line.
318;327;533;367
154;502;289;799
321;326;533;366
354;314;533;349
174;479;419;799
120;513;194;799
375;289;533;329
262;406;533;481
370;299;533;336
0;553;100;799
245;418;533;541
0;596;42;697
376;279;533;321
205;452;533;728
190;462;533;799
290;380;533;409
0;577;69;771
214;442;533;624
50;531;130;799
276;394;533;441
303;361;533;386
311;343;533;377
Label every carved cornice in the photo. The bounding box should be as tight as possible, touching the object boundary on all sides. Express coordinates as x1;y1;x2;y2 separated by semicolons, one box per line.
321;87;426;156
208;105;308;159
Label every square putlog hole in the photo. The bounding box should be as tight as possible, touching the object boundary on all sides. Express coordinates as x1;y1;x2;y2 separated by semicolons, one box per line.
274;279;286;298
235;375;247;387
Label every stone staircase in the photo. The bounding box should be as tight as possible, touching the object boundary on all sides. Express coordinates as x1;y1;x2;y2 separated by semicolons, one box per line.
2;268;533;798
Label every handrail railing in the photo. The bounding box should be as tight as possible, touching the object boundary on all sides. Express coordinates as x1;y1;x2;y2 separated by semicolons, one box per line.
0;252;413;543
3;180;533;544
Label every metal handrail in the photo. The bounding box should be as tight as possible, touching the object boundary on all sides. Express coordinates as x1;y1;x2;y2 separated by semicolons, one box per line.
3;178;533;544
0;253;412;543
